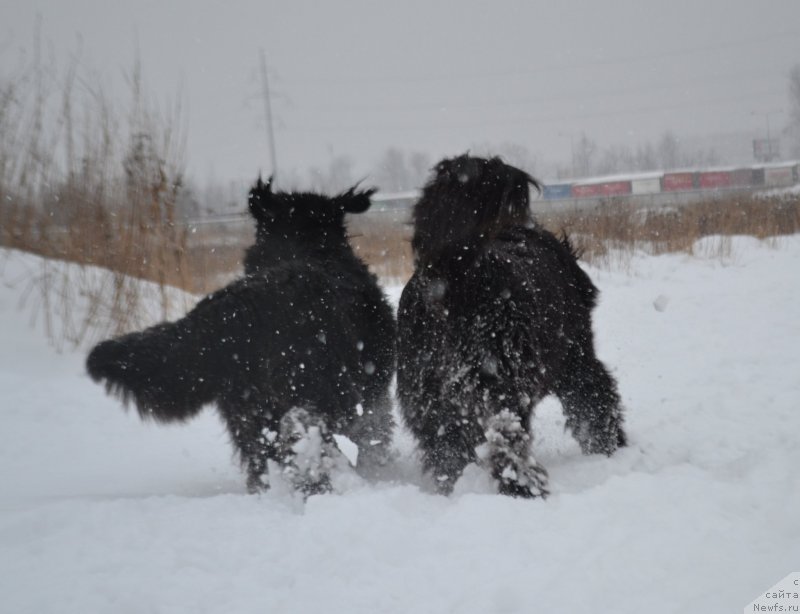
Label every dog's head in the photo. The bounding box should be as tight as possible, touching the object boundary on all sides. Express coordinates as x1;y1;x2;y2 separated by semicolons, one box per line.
411;154;541;263
244;176;375;272
248;176;375;233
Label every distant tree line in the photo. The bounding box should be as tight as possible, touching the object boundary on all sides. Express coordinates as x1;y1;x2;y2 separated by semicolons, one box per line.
189;63;800;217
561;130;721;180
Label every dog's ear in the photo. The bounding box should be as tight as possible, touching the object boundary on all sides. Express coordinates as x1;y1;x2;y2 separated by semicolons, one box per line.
524;170;543;196
248;175;275;222
500;164;542;209
336;185;376;214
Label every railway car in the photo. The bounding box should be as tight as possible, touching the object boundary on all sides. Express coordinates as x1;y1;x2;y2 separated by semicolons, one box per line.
661;172;695;192
542;183;573;200
631;175;662;195
697;171;732;190
730;168;754;187
572;180;631;198
764;165;795;187
536;160;798;204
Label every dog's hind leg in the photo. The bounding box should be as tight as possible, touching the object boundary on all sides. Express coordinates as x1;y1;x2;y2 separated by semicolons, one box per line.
235;423;277;494
276;407;342;497
415;413;483;495
342;391;396;481
480;409;549;498
246;456;270;494
243;432;280;495
217;395;281;494
556;353;627;456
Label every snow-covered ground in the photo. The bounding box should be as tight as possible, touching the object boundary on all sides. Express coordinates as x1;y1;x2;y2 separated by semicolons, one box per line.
1;237;798;613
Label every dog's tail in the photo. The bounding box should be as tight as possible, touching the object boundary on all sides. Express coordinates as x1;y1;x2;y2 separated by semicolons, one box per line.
411;154;542;263
87;318;219;423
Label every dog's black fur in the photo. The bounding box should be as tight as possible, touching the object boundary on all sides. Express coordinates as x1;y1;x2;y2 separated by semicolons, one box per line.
397;155;626;498
87;178;396;495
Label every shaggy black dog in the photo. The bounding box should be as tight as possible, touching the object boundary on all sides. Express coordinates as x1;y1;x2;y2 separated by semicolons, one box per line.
397;155;626;498
87;178;396;495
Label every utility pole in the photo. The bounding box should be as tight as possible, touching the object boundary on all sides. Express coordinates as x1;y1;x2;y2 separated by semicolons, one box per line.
751;109;783;162
259;49;278;183
558;131;576;178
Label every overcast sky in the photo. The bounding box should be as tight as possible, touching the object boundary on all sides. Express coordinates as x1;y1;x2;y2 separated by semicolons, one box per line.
2;0;799;184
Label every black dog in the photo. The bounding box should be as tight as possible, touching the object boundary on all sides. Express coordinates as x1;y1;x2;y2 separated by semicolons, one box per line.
397;155;626;498
87;178;396;495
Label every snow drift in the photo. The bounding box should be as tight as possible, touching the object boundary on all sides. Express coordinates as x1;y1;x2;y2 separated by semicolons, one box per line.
1;236;799;613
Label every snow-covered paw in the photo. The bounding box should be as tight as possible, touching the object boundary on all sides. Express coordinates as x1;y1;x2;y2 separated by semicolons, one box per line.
481;409;549;499
278;407;335;496
495;460;549;499
574;418;627;457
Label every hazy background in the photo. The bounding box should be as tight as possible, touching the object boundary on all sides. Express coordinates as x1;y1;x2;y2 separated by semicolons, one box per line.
2;0;799;191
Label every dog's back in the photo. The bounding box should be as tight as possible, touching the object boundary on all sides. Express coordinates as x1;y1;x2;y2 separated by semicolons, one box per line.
398;224;595;411
400;154;594;391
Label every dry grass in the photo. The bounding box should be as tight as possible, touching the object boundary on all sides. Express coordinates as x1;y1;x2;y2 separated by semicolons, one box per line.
348;211;413;283
0;51;191;349
539;194;800;270
5;178;799;348
347;192;800;280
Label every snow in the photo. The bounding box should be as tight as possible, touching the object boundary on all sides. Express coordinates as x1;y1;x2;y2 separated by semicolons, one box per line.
2;237;800;613
759;183;800;198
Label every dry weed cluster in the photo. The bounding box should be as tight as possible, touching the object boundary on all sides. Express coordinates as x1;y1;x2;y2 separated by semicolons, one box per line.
1;53;192;348
537;195;800;270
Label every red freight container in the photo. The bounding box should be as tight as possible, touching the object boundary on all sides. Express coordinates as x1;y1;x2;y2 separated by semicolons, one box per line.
571;184;599;197
571;181;631;198
662;172;695;191
603;181;632;196
698;171;732;189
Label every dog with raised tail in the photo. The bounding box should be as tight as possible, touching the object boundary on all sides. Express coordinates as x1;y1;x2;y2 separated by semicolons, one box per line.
397;154;626;498
87;177;396;496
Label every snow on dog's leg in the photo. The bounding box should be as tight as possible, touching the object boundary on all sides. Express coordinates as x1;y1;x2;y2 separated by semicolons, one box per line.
277;407;344;497
480;409;549;498
278;407;331;496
